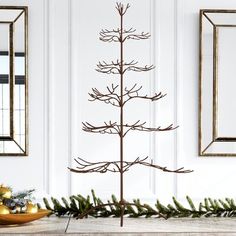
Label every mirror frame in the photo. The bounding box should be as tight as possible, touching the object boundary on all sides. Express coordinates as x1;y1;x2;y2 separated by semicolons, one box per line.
199;9;236;156
0;6;28;156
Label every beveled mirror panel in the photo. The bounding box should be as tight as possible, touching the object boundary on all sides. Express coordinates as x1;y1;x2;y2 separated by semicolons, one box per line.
199;9;236;156
0;7;28;156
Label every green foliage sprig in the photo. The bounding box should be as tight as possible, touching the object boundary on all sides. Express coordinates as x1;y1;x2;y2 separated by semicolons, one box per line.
42;190;236;219
12;189;35;200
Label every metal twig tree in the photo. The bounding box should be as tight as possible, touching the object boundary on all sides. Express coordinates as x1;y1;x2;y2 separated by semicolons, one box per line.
69;2;192;227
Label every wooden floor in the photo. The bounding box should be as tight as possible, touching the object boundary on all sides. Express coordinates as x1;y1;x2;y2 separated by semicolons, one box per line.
1;217;236;235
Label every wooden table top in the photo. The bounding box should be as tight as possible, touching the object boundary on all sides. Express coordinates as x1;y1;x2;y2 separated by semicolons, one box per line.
1;216;236;235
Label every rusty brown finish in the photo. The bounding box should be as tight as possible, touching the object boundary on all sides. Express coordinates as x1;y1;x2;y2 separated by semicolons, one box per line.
69;156;192;174
69;2;192;227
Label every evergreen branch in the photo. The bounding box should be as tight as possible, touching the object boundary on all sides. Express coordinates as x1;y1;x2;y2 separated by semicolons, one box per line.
12;189;35;200
43;190;236;219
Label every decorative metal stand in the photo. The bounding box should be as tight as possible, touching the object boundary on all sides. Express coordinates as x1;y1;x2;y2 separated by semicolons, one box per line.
69;2;192;228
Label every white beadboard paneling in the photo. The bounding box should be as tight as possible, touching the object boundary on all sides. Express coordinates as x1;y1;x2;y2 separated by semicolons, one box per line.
175;0;185;199
153;0;177;202
149;0;157;195
68;0;72;197
43;0;50;196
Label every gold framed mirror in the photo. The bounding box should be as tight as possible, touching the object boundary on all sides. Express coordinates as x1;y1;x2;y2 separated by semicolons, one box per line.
0;6;28;156
199;9;236;156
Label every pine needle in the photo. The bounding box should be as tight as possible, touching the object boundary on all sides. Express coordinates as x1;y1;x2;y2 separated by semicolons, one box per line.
42;190;236;219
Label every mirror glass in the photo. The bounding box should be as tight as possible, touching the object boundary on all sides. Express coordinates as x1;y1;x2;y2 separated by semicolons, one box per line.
0;25;10;138
0;7;28;156
199;10;236;156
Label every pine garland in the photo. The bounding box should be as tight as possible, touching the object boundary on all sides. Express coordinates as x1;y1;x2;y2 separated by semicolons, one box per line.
41;190;236;219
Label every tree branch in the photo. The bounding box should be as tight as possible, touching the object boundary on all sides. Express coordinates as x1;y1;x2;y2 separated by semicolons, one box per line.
82;121;120;135
122;84;166;105
88;84;120;107
96;61;121;74
123;120;178;136
82;120;177;137
99;29;121;42
96;60;154;75
123;32;151;41
123;64;154;73
69;156;193;174
99;28;143;43
116;2;130;16
69;157;121;173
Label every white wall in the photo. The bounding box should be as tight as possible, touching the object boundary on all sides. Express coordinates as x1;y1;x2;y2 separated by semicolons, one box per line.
1;0;236;202
0;0;49;197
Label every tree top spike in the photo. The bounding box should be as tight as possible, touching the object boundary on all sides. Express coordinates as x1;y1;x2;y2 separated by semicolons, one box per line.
116;2;130;15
